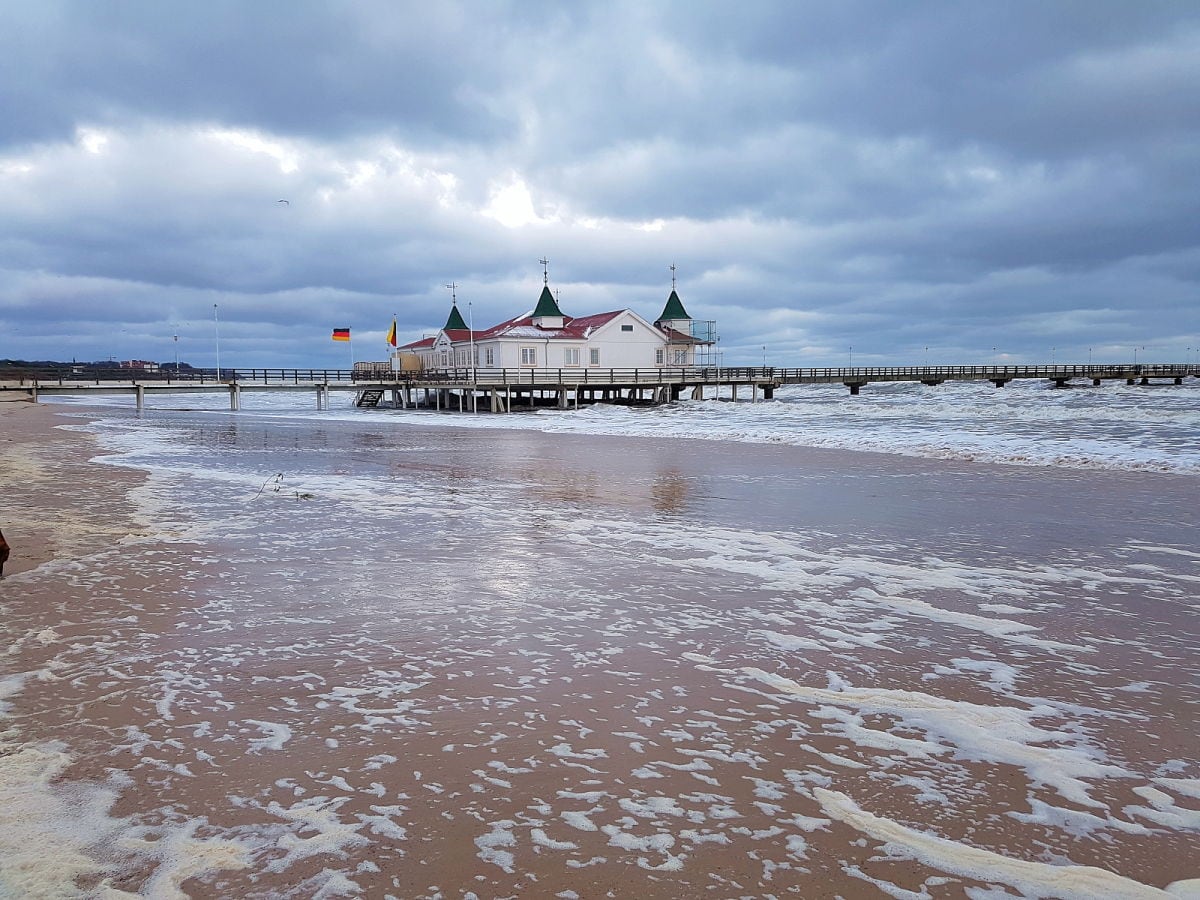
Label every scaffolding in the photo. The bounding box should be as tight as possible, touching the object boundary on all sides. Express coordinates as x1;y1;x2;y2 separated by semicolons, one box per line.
691;320;721;366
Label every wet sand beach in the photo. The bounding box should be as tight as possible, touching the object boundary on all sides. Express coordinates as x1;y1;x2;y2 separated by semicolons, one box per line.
1;399;1198;898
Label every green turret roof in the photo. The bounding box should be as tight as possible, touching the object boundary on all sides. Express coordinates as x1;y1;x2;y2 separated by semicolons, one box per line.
532;285;564;319
443;304;468;331
658;289;690;322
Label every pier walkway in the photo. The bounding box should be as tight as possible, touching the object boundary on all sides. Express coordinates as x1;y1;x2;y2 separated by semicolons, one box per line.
2;363;1196;410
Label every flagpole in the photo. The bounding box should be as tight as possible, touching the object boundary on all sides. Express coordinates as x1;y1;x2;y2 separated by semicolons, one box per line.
389;314;398;374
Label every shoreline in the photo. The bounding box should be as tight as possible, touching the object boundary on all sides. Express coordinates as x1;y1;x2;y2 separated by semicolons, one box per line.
0;399;149;578
39;380;1200;477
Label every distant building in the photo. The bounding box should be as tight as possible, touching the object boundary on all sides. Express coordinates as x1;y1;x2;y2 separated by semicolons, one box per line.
397;276;711;371
119;360;160;372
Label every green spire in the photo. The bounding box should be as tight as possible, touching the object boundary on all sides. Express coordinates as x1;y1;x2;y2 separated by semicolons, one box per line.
658;289;690;322
532;285;564;319
443;304;468;331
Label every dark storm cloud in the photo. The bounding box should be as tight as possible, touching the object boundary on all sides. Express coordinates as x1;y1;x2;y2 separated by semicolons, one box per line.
0;0;1197;367
0;1;540;150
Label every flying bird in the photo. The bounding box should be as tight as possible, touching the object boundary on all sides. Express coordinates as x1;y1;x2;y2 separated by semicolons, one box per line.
277;199;290;206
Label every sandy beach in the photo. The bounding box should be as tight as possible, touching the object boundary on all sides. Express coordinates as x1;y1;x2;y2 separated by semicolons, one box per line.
0;399;151;577
1;398;1197;898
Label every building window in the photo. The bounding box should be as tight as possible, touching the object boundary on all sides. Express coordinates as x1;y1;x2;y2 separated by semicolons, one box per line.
674;349;688;365
440;351;448;367
485;347;494;366
564;347;580;366
521;347;537;366
590;348;600;365
655;348;664;365
621;324;634;332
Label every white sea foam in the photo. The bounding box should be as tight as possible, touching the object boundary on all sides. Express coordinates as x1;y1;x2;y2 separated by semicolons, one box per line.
742;668;1127;808
475;820;517;872
816;787;1198;899
0;742;121;897
46;375;1200;473
259;799;366;876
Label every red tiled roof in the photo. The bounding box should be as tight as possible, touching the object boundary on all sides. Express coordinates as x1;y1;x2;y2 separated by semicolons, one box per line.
400;308;708;349
473;310;624;341
398;336;436;350
660;326;703;344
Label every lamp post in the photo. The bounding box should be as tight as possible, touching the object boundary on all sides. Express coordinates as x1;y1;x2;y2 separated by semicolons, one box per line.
213;304;221;381
762;345;767;369
849;345;853;369
173;331;179;377
468;298;476;413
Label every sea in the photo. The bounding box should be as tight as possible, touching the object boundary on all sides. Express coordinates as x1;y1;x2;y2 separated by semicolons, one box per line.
2;378;1198;899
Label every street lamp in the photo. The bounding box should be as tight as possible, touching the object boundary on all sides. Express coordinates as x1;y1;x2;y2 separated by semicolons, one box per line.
849;345;853;368
468;298;476;413
213;304;221;380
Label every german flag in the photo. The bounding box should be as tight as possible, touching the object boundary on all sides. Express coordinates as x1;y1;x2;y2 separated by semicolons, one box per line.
332;328;351;342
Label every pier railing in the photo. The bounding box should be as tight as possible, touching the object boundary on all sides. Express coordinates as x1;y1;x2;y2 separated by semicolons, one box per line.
4;362;1197;389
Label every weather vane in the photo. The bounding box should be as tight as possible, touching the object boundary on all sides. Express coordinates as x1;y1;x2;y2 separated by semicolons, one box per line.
539;257;550;285
445;281;458;304
670;263;677;291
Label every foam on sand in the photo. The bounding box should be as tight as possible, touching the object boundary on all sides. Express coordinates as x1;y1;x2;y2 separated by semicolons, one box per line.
742;668;1126;808
0;741;121;897
815;787;1200;899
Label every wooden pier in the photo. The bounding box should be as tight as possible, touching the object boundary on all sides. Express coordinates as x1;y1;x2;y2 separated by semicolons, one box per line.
2;363;1196;411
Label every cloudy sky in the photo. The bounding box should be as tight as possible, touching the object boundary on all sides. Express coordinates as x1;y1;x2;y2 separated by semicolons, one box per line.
1;1;1197;368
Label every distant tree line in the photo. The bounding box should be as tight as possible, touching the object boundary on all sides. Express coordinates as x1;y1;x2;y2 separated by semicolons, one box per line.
1;359;203;377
